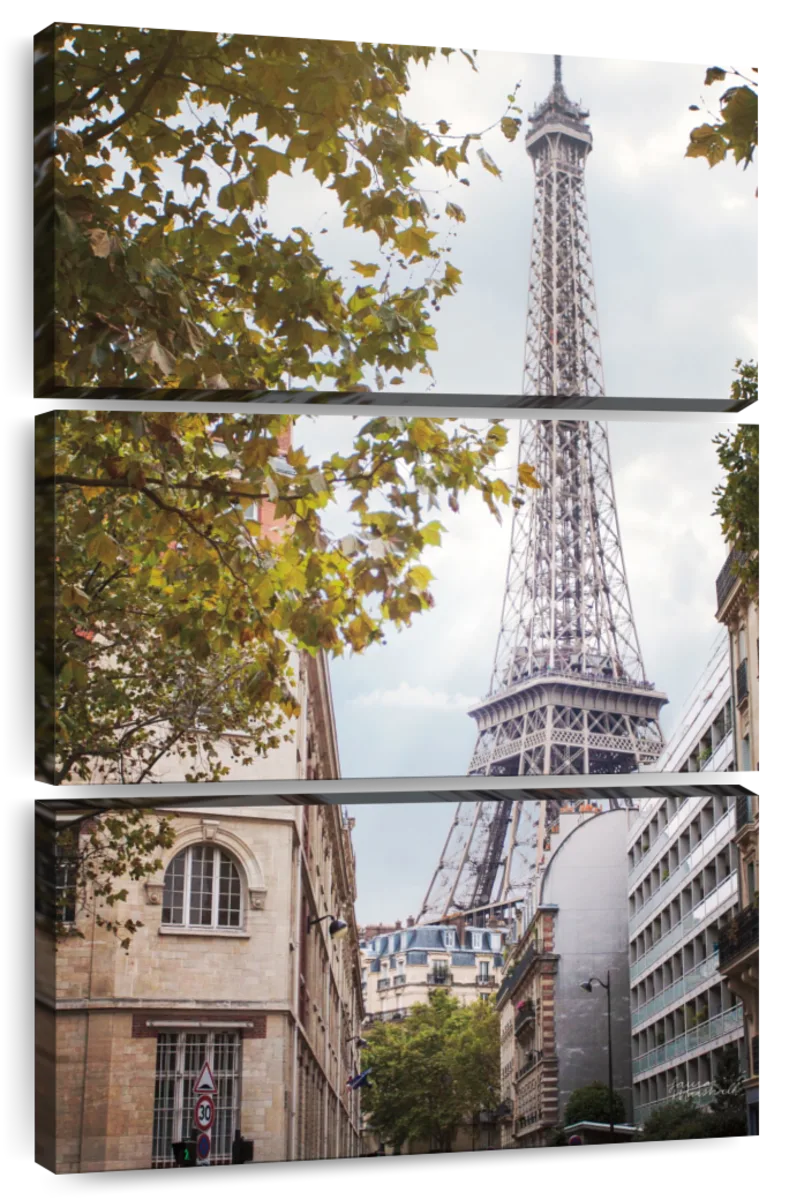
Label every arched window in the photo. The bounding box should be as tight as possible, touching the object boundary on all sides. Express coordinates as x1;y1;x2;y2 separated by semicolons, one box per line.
162;845;242;929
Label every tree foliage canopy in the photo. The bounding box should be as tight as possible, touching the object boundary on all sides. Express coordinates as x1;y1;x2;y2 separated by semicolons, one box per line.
713;362;758;601
36;807;175;949
47;25;519;392
361;991;500;1152
39;411;532;783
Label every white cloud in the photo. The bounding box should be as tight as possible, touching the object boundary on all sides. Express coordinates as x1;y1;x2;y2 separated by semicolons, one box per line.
352;682;480;712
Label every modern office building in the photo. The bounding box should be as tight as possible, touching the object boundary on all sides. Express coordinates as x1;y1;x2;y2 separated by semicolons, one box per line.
717;794;759;1134
627;792;745;1125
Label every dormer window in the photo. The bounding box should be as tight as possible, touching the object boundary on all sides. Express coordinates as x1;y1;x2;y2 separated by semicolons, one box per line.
442;930;456;950
471;932;483;951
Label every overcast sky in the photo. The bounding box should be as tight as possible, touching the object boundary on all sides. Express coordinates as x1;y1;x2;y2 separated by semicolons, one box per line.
94;44;757;925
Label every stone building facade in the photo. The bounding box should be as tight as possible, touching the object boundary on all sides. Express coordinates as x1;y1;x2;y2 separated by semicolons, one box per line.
715;548;759;771
35;801;365;1172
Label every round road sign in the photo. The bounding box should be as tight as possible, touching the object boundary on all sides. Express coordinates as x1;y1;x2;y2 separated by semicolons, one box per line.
194;1094;215;1131
197;1132;211;1160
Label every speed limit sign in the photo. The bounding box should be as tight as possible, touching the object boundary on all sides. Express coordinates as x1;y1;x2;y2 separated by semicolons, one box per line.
194;1094;215;1132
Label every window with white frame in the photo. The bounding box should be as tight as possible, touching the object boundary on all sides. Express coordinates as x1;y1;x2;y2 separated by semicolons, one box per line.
442;930;456;949
35;832;77;925
162;845;243;930
471;932;483;951
151;1031;240;1167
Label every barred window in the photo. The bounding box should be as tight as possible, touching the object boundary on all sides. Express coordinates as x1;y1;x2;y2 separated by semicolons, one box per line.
162;846;242;929
151;1031;240;1167
35;828;77;925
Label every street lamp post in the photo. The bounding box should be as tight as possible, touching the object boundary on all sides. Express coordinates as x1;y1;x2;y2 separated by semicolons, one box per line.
580;971;614;1139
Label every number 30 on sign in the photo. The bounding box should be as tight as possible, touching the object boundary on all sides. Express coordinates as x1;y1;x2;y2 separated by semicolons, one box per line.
194;1095;215;1131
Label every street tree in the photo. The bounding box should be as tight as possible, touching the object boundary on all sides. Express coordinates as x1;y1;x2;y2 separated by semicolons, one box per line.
713;363;758;601
38;411;537;783
563;1082;626;1128
41;25;521;393
640;1098;706;1141
361;991;500;1152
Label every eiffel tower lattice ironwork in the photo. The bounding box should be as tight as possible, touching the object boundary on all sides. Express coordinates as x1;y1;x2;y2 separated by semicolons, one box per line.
417;793;635;924
521;52;603;400
418;58;668;927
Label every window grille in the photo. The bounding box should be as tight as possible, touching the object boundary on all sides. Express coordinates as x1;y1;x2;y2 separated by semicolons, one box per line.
151;1031;241;1167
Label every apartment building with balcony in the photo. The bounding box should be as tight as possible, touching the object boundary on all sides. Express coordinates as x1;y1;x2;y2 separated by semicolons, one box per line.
36;801;365;1172
717;794;759;1134
497;807;633;1147
715;548;759;771
627;792;745;1126
360;920;504;1024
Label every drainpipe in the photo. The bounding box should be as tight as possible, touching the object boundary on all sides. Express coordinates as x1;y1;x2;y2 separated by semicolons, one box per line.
77;825;97;1171
289;816;304;1161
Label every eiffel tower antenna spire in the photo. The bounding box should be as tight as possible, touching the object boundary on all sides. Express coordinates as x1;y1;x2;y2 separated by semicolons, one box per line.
554;53;562;85
522;53;600;397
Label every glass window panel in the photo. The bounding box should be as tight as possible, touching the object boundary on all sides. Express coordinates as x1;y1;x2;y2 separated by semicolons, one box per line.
162;851;185;925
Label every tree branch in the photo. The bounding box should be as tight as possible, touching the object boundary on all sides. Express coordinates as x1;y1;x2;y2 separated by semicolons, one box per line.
80;33;182;149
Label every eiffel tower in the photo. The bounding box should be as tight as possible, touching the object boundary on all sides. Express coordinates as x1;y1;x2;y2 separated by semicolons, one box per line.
418;57;667;926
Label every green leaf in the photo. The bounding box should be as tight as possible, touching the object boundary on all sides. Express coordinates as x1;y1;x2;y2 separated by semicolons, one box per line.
420;520;445;546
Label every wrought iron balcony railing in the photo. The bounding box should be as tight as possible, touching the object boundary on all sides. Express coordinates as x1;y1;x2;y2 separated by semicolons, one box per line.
476;974;493;986
427;973;453;987
716;549;746;610
497;940;545;1004
515;1002;536;1036
718;903;759;971
736;658;749;706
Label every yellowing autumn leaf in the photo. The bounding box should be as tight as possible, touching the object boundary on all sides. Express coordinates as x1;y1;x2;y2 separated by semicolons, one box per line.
518;461;541;488
88;229;112;258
